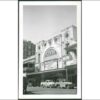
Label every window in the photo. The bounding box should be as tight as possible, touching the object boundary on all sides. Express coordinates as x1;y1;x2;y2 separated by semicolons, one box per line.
54;37;58;42
48;39;52;45
38;54;40;63
65;32;69;38
38;46;40;50
44;42;46;47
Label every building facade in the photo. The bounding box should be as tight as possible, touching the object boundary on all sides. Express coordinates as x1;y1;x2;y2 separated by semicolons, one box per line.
23;40;36;59
23;25;77;86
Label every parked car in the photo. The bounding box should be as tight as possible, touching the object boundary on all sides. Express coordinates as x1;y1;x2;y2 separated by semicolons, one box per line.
40;81;45;87
55;80;74;89
40;80;55;88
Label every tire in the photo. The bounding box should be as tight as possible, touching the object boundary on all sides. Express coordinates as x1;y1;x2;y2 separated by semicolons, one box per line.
49;85;51;88
57;85;60;88
65;85;68;89
67;85;70;89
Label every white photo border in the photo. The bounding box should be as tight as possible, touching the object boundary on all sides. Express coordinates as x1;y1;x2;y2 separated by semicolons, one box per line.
19;1;81;99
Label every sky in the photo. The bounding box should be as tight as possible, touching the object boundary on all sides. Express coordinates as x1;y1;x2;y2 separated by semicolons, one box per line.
23;5;76;44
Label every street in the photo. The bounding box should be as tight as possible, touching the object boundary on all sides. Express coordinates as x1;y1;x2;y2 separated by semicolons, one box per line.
26;86;77;94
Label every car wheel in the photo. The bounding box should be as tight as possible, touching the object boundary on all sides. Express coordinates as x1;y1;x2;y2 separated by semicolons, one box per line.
57;85;60;88
49;85;51;88
67;85;70;89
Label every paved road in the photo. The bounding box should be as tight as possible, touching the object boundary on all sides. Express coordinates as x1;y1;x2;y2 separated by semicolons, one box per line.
27;86;77;94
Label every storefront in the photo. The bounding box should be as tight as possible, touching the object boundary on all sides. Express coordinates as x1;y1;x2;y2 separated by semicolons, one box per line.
67;64;77;86
27;68;66;86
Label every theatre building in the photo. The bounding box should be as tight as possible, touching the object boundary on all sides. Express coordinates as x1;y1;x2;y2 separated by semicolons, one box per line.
23;25;77;87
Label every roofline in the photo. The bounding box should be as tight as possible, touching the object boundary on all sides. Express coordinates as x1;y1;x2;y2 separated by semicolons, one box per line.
35;25;77;45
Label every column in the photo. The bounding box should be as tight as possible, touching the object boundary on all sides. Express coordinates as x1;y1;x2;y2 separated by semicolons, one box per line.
41;74;44;82
65;68;68;81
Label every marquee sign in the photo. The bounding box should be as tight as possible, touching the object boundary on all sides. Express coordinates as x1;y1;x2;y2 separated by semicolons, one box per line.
44;48;58;61
44;48;57;57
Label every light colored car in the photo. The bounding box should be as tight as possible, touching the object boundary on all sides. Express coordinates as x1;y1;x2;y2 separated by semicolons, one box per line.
40;81;45;87
40;80;55;88
55;80;74;89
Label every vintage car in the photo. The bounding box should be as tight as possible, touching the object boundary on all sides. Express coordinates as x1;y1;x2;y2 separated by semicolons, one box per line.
40;80;55;88
55;80;74;89
40;81;45;87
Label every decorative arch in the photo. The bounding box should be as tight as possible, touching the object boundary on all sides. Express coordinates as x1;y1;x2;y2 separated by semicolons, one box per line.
43;47;59;61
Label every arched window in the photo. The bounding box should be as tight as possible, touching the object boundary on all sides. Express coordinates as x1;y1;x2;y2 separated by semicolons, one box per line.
44;48;58;61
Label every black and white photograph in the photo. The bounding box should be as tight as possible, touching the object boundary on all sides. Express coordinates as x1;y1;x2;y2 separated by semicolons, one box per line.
1;0;100;100
19;0;81;99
